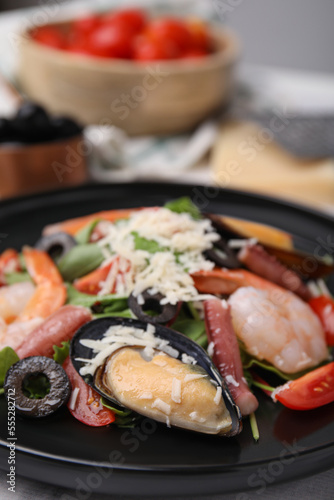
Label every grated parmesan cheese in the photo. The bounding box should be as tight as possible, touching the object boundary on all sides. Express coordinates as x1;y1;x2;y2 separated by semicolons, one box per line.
181;353;197;365
96;207;219;304
139;392;153;400
184;373;206;383
68;387;80;411
214;386;222;405
152;398;171;415
171;378;182;403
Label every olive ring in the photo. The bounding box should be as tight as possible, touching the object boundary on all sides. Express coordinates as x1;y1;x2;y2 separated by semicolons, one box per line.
128;290;178;324
4;356;71;418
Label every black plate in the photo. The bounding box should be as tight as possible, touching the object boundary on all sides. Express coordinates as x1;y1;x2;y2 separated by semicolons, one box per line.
0;182;334;497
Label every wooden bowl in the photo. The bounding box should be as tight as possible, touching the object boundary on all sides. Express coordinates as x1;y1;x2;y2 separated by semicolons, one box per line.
0;135;87;199
18;23;239;136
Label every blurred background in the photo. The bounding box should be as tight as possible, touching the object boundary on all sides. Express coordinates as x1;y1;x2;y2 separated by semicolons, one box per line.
0;0;333;211
2;0;334;73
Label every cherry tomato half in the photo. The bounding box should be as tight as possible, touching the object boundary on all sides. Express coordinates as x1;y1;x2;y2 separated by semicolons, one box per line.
63;357;115;426
273;362;334;410
309;295;334;346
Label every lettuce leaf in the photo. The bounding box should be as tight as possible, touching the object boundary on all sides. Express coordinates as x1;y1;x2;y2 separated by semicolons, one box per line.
164;197;201;220
66;284;131;317
58;244;104;282
0;347;19;395
4;271;32;285
75;219;100;245
131;231;166;253
53;341;70;365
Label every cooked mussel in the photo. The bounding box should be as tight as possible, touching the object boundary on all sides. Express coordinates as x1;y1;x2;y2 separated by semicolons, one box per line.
205;213;334;279
70;317;241;436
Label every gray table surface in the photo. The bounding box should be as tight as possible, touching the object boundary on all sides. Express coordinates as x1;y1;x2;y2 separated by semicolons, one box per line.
0;466;333;500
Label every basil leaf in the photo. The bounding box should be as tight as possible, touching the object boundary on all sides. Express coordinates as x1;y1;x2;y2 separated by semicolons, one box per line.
101;397;139;428
0;347;19;394
172;319;207;342
93;309;134;319
4;271;33;285
66;284;128;309
75;219;100;245
131;231;166;253
58;244;104;282
164;197;201;220
241;350;310;381
53;341;70;365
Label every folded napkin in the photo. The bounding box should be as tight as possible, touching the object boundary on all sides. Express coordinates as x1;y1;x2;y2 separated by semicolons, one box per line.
211;120;334;211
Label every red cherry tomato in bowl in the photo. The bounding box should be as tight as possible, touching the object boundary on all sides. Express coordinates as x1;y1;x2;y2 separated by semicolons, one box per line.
103;8;147;34
72;15;101;36
32;26;66;49
309;295;334;346
144;17;192;55
187;19;211;52
133;34;180;61
89;23;135;59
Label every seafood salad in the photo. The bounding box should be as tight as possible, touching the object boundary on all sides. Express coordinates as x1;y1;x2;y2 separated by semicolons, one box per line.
1;197;334;439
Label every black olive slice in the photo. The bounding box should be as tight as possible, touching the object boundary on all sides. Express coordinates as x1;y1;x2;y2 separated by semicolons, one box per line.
35;232;77;261
4;356;71;418
204;238;240;269
128;290;178;324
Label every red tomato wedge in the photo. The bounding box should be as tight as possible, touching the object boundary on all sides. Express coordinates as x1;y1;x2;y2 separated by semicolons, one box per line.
309;295;334;346
273;362;334;410
74;262;113;295
63;357;115;427
73;256;131;295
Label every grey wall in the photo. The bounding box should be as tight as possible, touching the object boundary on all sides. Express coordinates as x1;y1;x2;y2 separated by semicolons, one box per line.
218;0;334;73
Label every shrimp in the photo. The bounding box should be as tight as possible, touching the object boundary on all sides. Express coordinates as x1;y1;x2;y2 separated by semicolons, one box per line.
228;286;329;374
193;267;329;374
0;281;36;323
0;247;66;351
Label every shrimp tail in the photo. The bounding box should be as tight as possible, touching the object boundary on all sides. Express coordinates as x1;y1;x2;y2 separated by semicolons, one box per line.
204;298;259;416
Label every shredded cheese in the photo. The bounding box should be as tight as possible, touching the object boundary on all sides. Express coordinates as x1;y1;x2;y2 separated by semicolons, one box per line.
96;207;219;304
171;378;182;403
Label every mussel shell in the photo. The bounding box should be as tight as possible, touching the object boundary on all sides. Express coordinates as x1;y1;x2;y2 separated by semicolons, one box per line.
70;317;242;436
205;213;334;278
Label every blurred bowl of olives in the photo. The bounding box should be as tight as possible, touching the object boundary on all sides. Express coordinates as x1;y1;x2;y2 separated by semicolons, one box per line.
0;102;87;199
